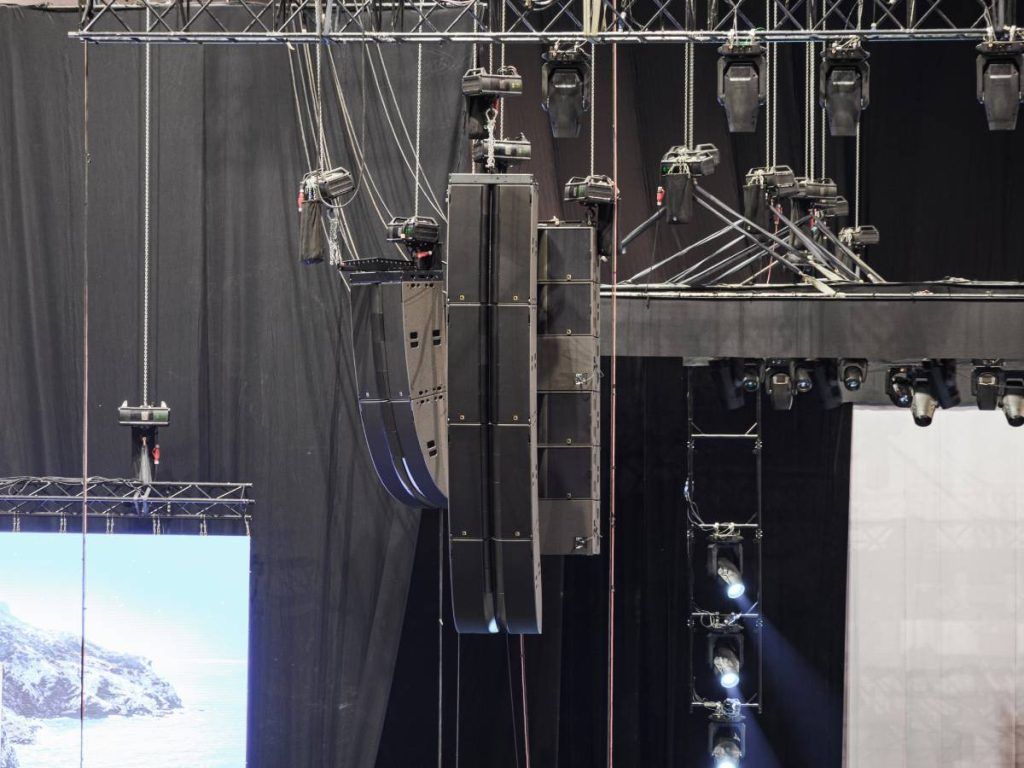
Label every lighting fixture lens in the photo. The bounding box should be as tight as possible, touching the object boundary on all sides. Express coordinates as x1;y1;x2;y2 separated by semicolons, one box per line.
726;583;746;599
715;759;738;768
718;556;746;600
714;646;742;690
1003;393;1024;427
719;671;740;689
842;365;863;390
795;367;813;393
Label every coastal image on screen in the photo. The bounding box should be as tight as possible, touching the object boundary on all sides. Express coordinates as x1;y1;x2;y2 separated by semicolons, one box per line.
0;533;249;768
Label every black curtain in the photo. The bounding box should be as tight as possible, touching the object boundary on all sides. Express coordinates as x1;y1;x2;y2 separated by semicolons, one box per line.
0;9;467;766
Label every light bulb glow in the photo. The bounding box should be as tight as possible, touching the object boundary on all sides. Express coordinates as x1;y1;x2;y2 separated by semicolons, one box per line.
726;582;745;599
719;671;739;689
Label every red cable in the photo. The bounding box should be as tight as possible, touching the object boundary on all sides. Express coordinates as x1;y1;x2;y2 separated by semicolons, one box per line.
607;37;619;768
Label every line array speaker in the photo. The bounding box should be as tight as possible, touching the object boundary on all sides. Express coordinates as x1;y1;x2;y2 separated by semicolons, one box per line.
350;273;448;509
447;173;541;635
536;222;601;556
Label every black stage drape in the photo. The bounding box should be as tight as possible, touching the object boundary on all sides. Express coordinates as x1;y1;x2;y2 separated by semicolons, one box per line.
0;9;467;766
381;40;1024;768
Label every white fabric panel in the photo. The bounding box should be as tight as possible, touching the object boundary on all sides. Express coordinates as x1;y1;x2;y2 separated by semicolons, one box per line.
845;406;1024;768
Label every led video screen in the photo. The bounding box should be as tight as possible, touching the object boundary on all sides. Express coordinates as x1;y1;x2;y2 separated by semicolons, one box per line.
0;533;249;768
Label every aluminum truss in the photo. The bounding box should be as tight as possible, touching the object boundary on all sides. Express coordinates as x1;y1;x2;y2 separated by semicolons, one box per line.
73;0;1004;44
0;476;253;532
621;183;885;296
685;369;763;725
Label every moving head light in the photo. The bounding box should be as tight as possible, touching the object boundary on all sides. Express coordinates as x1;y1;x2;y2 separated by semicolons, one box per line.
888;362;960;426
541;44;591;138
717;40;766;133
976;39;1024;131
462;66;523;138
972;366;1024;426
819;38;870;137
660;143;720;224
709;715;745;768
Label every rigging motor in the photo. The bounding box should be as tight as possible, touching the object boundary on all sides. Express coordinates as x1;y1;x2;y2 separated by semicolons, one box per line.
471;134;533;172
564;174;617;256
297;166;355;265
118;401;170;484
462;66;523;139
742;165;797;228
660;143;720;224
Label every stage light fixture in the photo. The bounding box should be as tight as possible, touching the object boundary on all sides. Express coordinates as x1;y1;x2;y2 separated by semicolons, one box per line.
839;225;880;253
794;364;814;394
716;553;746;599
541;44;591;138
765;360;795;411
976;40;1024;131
1002;373;1024;427
911;387;938;427
660;144;720;224
840;359;867;391
741;361;762;394
819;38;870;137
972;365;1003;411
709;629;744;690
717;40;766;133
742;165;797;229
564;174;617;256
471;134;532;171
887;368;913;409
709;718;745;768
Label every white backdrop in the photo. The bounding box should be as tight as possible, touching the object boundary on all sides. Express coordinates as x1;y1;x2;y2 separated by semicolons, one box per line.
845;407;1024;768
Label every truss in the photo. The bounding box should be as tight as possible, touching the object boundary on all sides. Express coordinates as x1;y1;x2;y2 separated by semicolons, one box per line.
0;476;253;530
73;0;1003;44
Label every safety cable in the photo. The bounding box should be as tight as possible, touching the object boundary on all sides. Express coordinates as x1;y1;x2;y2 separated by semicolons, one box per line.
854;122;861;227
607;29;619;768
143;32;152;405
499;1;507;137
506;635;522;768
519;636;531;768
590;42;596;176
437;510;444;768
764;0;770;165
415;43;423;218
79;41;90;768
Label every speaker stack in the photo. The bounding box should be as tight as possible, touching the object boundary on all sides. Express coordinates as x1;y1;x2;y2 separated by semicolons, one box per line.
536;222;601;556
446;173;542;634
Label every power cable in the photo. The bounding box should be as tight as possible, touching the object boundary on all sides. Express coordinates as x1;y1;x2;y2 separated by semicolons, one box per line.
415;42;423;218
79;40;91;768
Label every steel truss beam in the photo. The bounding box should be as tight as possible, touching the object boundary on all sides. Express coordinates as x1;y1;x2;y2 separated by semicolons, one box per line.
0;477;254;530
73;0;1000;44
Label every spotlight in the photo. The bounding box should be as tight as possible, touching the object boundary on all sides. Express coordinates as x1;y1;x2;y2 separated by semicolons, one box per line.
717;40;766;133
1002;373;1024;427
708;542;746;600
541;44;591;138
819;38;870;137
709;717;745;768
741;360;762;394
887;368;913;408
839;225;880;253
765;360;794;411
911;388;938;427
839;359;867;391
794;364;814;394
660;144;720;224
976;40;1024;131
709;629;744;690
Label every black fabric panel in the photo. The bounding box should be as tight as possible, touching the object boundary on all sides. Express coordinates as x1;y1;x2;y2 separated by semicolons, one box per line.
0;9;467;767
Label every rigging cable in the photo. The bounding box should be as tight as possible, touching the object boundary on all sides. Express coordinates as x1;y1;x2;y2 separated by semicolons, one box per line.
437;509;444;768
506;634;522;768
415;43;423;218
590;42;596;176
520;636;531;768
143;31;152;405
79;40;90;768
